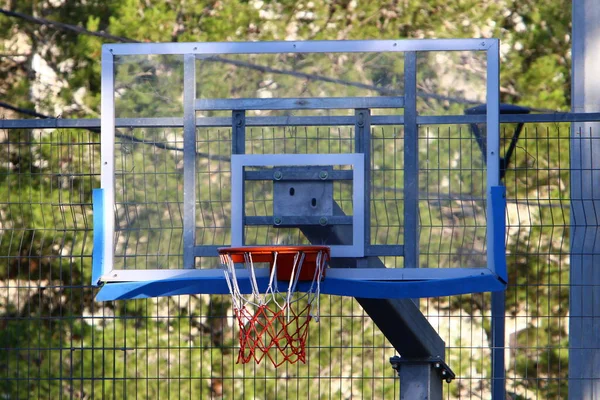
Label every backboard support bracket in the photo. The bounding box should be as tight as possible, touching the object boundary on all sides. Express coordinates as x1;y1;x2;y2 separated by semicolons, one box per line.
390;355;455;399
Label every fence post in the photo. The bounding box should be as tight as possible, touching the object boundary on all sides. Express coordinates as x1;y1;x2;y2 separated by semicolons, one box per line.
570;1;600;398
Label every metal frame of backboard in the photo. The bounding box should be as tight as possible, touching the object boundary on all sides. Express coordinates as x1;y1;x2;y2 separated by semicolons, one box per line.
93;39;506;301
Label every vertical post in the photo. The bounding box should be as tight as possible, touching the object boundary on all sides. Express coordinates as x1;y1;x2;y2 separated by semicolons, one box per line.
232;110;246;246
232;110;246;155
491;291;505;399
390;356;453;400
183;54;196;269
570;1;600;398
398;364;442;400
100;46;115;277
485;40;506;400
403;52;419;269
355;108;371;265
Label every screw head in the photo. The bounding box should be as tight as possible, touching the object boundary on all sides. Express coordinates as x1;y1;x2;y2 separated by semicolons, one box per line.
319;217;328;226
273;171;283;180
357;113;365;127
274;217;282;225
319;170;328;180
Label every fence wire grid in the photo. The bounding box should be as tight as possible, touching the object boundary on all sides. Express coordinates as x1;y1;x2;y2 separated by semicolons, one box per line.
0;120;576;399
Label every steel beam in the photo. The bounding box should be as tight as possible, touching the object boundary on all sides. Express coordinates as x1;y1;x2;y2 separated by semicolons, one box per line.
403;52;419;269
390;356;454;400
182;54;197;269
4;112;600;131
570;1;600;398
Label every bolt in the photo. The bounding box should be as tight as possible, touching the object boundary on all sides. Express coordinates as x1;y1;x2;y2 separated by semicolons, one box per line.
319;170;328;180
319;217;328;226
273;171;283;180
274;217;282;225
435;363;441;369
357;113;365;127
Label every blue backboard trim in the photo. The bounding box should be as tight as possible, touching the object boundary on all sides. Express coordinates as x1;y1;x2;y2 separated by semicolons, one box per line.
95;274;505;301
92;188;104;286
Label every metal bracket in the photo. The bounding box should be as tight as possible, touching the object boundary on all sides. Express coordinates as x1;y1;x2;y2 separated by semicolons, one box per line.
273;166;334;219
390;356;455;384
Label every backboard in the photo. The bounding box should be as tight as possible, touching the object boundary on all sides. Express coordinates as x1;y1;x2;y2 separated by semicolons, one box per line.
92;39;506;301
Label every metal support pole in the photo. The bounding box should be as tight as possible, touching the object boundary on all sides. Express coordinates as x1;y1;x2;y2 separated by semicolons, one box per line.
570;1;600;397
390;356;454;400
183;54;197;269
491;291;505;399
232;110;246;246
355;108;371;266
403;52;419;269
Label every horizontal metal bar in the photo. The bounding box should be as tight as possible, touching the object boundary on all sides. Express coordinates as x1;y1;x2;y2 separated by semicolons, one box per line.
366;245;405;256
245;216;353;226
416;112;600;124
330;267;494;280
195;97;404;111
499;112;600;123
193;245;221;257
104;39;497;56
191;244;403;257
100;266;494;283
4;112;600;130
116;117;185;127
372;115;405;125
102;268;229;282
0;118;102;129
245;169;353;181
197;116;361;127
416;115;486;125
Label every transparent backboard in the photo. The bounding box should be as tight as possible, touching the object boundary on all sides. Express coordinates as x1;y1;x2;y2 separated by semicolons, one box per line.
93;40;505;300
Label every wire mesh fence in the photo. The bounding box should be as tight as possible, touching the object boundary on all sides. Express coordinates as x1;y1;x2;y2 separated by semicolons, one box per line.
0;119;573;398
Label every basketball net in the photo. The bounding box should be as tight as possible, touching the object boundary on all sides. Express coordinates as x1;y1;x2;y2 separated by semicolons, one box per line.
219;246;328;368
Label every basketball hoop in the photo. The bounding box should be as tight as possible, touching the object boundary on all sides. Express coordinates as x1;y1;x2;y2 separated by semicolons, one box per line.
218;245;329;368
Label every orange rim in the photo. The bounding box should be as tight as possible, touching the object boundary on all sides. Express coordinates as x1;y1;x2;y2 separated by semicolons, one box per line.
218;245;330;257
